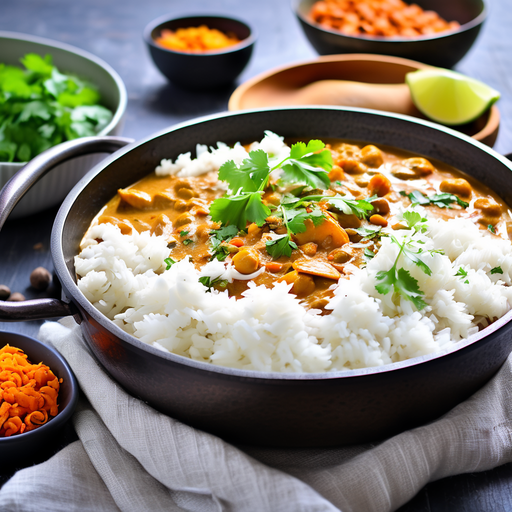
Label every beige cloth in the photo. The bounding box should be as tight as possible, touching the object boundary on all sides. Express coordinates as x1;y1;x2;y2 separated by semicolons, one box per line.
1;317;512;512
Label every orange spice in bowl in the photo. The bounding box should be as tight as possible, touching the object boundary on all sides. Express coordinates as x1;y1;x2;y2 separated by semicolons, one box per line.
0;344;62;437
309;0;460;38
154;25;241;53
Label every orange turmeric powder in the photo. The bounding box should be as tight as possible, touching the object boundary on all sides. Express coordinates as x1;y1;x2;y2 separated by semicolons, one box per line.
154;25;240;52
309;0;460;38
0;344;62;437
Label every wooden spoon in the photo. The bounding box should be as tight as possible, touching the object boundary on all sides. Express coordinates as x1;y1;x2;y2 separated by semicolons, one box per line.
260;79;422;117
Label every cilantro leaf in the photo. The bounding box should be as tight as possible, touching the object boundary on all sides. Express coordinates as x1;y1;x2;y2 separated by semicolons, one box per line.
455;267;469;284
209;192;270;230
286;208;325;234
405;190;469;209
265;234;298;259
488;224;496;234
491;266;503;275
376;267;427;311
326;195;375;219
364;248;375;260
199;275;228;291
218;149;270;194
278;140;332;189
164;257;176;270
0;53;113;163
354;225;382;241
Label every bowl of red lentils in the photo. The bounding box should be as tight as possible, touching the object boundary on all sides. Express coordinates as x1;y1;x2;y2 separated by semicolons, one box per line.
293;0;487;68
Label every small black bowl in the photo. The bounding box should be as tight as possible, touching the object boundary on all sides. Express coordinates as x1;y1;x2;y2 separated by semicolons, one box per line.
293;0;487;68
0;331;78;462
143;14;256;90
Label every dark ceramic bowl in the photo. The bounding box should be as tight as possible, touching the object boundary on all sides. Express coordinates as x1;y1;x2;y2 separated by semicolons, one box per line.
0;331;79;461
1;108;512;448
143;14;256;90
293;0;487;68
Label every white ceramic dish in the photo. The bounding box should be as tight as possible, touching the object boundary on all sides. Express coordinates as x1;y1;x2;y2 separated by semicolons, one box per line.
0;31;127;219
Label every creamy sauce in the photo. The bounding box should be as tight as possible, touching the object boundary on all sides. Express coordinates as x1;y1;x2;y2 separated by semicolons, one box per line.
89;139;512;310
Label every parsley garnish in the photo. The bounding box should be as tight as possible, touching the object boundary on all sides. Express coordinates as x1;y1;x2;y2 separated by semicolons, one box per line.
491;266;503;275
164;257;176;270
455;267;469;284
199;275;228;291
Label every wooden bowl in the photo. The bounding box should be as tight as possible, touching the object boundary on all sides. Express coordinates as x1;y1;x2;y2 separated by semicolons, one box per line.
228;54;500;147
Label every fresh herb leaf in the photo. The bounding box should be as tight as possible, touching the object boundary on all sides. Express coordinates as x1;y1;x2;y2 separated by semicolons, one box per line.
455;267;469;284
182;239;194;245
405;190;469;209
488;224;496;234
164;257;176;270
354;225;382;241
0;53;113;163
286;208;325;234
209;192;271;230
403;210;428;233
364;248;375;260
180;230;189;237
277;140;332;189
326;195;375;219
376;266;427;311
491;266;503;275
199;275;229;291
265;234;298;259
218;149;270;194
209;225;239;261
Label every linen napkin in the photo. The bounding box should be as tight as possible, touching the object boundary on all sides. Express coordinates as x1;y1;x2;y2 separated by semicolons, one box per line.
1;317;512;512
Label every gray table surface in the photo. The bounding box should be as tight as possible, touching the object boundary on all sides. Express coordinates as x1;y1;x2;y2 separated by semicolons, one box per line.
1;0;512;509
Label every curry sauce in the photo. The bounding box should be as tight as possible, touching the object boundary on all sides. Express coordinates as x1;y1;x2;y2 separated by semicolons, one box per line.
90;139;512;310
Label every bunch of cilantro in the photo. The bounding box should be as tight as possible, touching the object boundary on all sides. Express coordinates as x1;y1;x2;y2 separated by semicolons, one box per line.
0;53;113;163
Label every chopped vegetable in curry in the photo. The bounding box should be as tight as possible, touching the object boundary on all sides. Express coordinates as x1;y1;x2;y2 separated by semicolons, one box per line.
91;135;512;312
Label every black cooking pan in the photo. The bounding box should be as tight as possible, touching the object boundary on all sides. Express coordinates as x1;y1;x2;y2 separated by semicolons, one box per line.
1;107;512;448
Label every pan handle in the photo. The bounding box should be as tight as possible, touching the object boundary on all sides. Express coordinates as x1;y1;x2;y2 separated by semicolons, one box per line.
0;136;133;321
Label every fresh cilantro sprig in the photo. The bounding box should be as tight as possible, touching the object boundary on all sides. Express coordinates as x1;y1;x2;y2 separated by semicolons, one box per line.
0;53;113;163
400;190;469;209
276;140;333;189
374;210;433;310
209;139;332;230
491;266;503;275
354;225;382;241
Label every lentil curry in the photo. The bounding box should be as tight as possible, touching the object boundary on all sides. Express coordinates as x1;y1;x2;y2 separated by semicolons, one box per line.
90;138;511;312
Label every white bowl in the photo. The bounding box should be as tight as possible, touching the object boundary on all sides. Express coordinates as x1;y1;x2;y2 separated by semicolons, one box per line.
0;31;127;219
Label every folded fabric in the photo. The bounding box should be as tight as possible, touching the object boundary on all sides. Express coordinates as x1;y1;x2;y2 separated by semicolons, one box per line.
1;317;512;512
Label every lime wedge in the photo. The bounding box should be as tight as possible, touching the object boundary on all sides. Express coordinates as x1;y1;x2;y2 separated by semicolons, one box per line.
405;68;500;126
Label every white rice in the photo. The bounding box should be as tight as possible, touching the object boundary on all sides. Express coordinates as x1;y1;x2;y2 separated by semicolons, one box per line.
75;137;512;373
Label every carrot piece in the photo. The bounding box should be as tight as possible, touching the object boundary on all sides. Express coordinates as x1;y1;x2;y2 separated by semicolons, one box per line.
265;262;283;273
0;344;61;437
229;237;244;247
